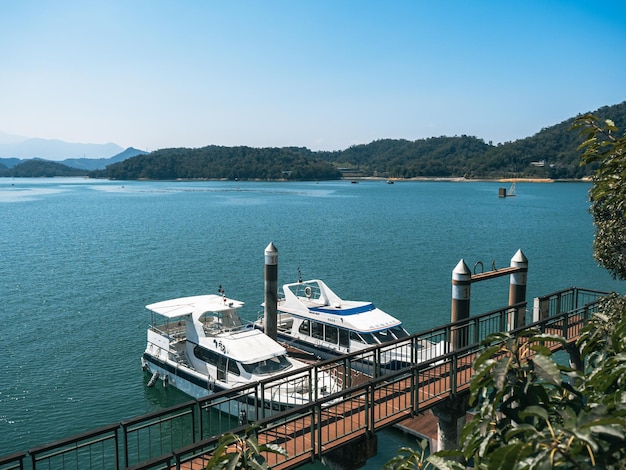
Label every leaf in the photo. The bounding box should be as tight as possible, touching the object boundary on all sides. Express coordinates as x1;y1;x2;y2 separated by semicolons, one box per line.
518;406;549;423
493;356;513;391
474;345;503;370
427;452;465;469
487;442;532;470
587;424;625;440
529;344;553;356
225;452;241;470
504;423;540;440
532;354;561;386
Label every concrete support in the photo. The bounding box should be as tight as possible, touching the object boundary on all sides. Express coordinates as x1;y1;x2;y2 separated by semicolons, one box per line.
451;259;471;350
508;249;528;329
321;433;378;470
264;242;278;341
431;395;469;453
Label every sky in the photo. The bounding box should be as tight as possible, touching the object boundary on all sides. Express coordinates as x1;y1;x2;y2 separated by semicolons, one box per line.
1;0;625;154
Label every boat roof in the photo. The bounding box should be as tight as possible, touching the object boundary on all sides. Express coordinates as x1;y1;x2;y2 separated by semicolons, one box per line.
147;294;288;363
200;328;288;364
279;279;402;333
146;294;244;319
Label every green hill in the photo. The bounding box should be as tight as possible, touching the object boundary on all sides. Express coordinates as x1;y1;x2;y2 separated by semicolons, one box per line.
92;101;626;181
0;159;88;177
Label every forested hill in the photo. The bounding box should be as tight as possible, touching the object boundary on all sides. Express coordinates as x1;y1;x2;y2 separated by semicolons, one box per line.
94;101;626;181
90;146;341;180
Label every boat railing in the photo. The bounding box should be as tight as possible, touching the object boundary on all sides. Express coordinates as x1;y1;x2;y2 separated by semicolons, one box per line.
150;322;186;340
287;281;323;302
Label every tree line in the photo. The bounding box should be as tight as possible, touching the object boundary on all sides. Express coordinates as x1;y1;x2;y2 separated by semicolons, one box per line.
2;101;624;180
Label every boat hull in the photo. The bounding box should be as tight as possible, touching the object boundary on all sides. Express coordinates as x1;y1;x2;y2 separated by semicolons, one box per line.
141;353;293;421
274;332;413;374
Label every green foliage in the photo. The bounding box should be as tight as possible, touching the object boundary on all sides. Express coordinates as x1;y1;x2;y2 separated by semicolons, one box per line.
457;320;626;470
0;159;88;177
573;113;626;280
204;424;288;470
382;439;464;470
94;145;342;181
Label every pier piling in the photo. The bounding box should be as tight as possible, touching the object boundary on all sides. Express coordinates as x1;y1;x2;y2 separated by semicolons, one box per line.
508;249;528;329
264;242;278;340
451;259;471;349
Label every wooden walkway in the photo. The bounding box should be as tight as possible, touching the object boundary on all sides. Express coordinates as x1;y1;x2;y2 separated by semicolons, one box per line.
179;322;583;470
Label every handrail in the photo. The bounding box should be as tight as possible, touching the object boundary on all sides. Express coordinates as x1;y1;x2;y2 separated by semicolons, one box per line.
1;287;608;470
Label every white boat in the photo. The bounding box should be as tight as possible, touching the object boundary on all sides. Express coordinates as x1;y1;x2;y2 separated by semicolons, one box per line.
141;290;339;417
255;279;447;373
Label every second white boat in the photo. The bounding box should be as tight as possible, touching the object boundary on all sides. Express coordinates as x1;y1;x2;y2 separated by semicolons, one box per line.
255;278;447;373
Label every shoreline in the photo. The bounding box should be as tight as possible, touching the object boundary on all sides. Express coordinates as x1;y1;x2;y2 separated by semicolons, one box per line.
346;176;591;183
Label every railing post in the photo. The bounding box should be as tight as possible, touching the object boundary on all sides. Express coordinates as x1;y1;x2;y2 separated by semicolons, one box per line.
198;401;204;440
317;404;323;459
310;404;316;462
260;383;266;420
473;317;480;345
369;383;376;434
364;384;370;432
122;422;129;469
450;350;457;395
192;401;198;443
114;427;120;470
411;366;419;416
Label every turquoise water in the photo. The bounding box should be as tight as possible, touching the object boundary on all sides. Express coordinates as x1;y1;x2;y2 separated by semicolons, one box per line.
0;178;623;465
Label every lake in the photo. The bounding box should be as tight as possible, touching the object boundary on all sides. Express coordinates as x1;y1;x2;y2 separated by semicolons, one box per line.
0;177;622;466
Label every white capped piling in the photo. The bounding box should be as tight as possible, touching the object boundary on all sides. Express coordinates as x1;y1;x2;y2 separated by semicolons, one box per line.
451;259;471;349
264;242;278;340
508;249;528;328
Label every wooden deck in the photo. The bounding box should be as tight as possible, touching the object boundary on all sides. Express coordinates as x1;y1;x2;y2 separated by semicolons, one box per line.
178;321;584;470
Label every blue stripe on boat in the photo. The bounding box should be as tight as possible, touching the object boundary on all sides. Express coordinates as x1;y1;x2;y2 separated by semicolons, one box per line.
310;303;375;315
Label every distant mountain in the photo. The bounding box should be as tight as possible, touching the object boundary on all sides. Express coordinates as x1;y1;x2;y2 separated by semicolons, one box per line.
60;147;148;170
0;130;28;144
0;147;148;173
0;136;124;160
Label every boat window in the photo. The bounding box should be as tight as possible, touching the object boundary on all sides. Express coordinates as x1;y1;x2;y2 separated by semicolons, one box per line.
216;354;227;382
298;320;310;336
228;359;240;376
350;331;377;345
193;346;240;376
311;322;324;340
339;329;350;348
361;333;378;344
193;345;219;367
241;355;293;375
325;325;338;344
389;326;409;339
373;330;394;343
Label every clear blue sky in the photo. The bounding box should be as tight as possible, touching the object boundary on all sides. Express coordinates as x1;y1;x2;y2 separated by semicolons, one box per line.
1;0;625;152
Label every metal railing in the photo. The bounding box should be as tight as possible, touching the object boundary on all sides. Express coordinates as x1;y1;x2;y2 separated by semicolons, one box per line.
0;287;607;470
